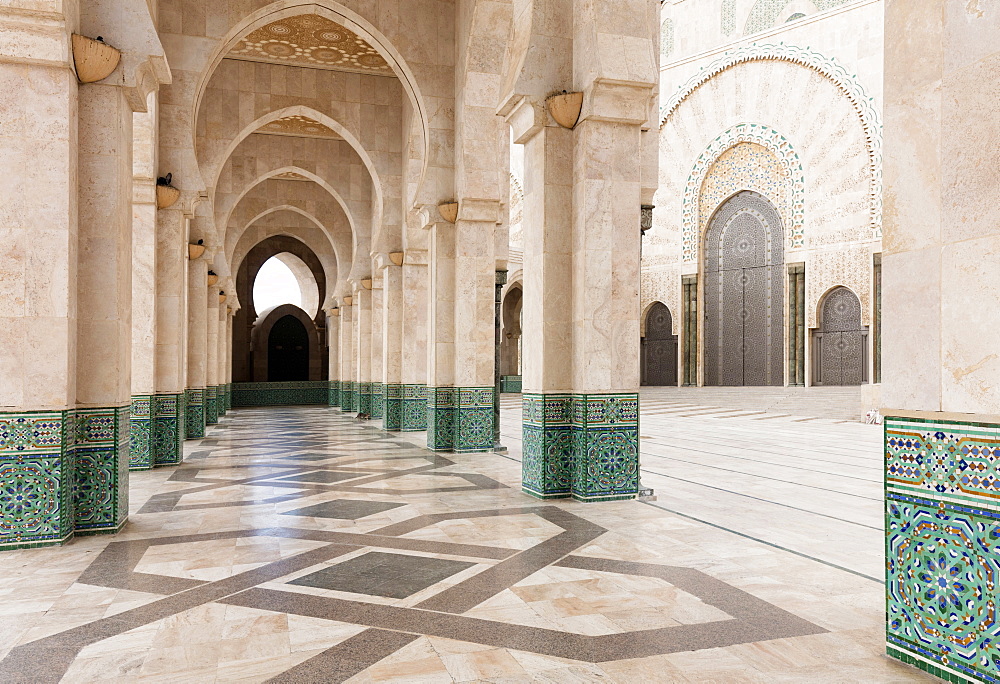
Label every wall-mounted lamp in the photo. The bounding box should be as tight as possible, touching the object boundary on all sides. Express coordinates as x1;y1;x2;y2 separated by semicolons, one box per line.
343;296;353;306
156;173;180;209
188;239;206;260
72;34;121;83
207;270;219;287
546;91;584;129
329;307;340;317
438;202;459;224
219;291;227;304
361;278;373;290
389;252;404;266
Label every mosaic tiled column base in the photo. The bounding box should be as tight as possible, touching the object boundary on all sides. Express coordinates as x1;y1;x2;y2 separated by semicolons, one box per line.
401;384;427;431
129;396;154;471
205;386;219;425
230;382;329;406
383;384;403;431
522;394;573;499
340;381;358;413
224;384;232;411
885;415;1000;684
426;387;457;451
500;375;523;393
74;406;130;536
0;411;76;549
328;380;341;408
358;382;373;415
426;387;496;453
153;394;184;466
522;393;639;503
217;385;226;418
370;383;384;420
185;388;205;440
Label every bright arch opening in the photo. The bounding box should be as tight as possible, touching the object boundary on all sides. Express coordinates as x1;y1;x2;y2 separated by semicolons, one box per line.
253;253;320;318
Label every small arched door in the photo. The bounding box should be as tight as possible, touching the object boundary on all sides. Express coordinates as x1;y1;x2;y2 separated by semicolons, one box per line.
641;303;678;386
813;287;867;386
268;315;309;381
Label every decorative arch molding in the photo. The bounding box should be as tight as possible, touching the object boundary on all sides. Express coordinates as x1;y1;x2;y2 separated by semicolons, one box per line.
660;43;882;242
191;0;430;196
231;205;344;285
684;124;803;261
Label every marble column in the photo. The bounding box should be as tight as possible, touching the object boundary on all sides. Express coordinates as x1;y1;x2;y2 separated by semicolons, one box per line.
882;2;1000;681
130;103;158;472
216;303;228;417
426;220;456;451
382;262;404;430
354;287;373;415
327;309;341;407
370;273;385;420
224;307;234;412
401;256;428;430
75;80;136;536
511;109;576;499
154;208;188;462
339;299;356;411
451;203;500;453
185;251;209;438
204;286;220;426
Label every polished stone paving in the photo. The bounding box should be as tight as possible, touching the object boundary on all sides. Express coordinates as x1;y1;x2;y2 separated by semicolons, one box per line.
0;401;934;682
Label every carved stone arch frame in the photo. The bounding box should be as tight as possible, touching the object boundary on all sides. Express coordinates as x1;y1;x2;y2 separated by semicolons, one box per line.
685;125;803;263
250;304;324;383
660;43;882;242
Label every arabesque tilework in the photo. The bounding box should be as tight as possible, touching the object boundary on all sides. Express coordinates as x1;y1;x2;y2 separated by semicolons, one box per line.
885;416;1000;683
231;381;329;407
0;411;74;549
185;388;205;440
455;387;495;453
523;393;639;502
401;384;426;431
129;396;153;471
500;375;522;393
328;380;341;408
205;386;218;425
427;387;456;452
358;382;372;415
73;407;129;535
153;394;184;466
383;383;403;430
370;383;384;419
340;381;358;412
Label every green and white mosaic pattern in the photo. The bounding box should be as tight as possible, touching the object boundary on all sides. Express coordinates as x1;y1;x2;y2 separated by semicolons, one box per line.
231;382;330;407
885;416;1000;683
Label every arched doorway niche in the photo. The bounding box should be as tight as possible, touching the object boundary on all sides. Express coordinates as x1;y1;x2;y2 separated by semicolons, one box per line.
251;304;323;382
234;235;329;383
253;252;321;319
500;284;523;392
641;302;678;387
702;190;785;387
812;286;868;386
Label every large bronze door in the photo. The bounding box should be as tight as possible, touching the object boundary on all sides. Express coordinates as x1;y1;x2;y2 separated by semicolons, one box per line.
814;287;867;385
704;191;784;386
641;302;678;386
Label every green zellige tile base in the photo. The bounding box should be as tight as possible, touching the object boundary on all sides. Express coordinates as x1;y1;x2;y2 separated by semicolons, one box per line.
129;395;154;471
205;386;218;425
427;387;495;453
371;383;384;419
231;382;329;407
340;381;358;413
885;415;1000;684
153;393;184;466
358;382;373;415
74;406;130;535
383;383;403;431
328;380;341;408
522;393;639;503
401;384;426;431
185;388;205;439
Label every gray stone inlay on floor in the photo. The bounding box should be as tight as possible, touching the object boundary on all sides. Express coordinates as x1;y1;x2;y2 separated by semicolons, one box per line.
275;470;367;484
281;499;405;520
288;551;475;598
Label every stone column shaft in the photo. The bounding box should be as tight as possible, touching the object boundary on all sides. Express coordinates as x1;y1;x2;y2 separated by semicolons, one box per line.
185;256;208;438
400;260;427;430
354;288;372;414
426;221;456;450
382;264;404;429
371;277;384;419
205;287;220;425
327;312;341;407
339;303;355;411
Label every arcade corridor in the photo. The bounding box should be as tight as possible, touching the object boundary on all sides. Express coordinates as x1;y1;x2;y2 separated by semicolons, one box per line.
0;404;929;682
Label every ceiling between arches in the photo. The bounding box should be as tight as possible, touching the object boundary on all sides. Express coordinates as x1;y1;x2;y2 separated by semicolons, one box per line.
227;15;393;76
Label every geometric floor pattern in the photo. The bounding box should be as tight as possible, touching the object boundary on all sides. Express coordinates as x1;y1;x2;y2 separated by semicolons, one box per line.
0;404;935;682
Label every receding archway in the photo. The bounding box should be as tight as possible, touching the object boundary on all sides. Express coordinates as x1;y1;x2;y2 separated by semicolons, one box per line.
703;190;785;387
641;302;678;387
251;304;322;382
500;284;523;392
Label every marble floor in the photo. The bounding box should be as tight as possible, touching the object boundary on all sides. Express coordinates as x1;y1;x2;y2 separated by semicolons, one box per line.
0;398;934;683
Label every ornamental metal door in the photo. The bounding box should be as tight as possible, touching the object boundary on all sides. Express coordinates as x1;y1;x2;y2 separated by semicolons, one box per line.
813;287;867;386
641;302;678;386
704;191;784;386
